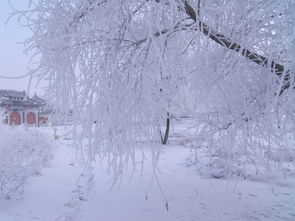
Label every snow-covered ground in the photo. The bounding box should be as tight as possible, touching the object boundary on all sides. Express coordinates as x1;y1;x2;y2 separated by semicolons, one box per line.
0;125;295;221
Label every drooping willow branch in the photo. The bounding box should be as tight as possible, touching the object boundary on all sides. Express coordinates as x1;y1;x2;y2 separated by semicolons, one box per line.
182;0;290;92
70;0;291;93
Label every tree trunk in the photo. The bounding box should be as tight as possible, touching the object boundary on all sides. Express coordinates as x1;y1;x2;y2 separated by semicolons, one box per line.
161;116;170;145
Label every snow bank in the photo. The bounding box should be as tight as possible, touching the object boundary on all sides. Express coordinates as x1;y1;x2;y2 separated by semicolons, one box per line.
0;126;54;200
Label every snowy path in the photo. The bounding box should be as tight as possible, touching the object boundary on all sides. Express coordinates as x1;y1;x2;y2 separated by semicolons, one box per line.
0;141;295;221
80;146;295;221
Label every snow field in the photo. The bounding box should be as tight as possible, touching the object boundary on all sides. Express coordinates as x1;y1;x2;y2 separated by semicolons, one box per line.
0;125;295;221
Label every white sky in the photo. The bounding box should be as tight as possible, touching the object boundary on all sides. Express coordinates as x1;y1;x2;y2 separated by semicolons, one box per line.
0;0;44;96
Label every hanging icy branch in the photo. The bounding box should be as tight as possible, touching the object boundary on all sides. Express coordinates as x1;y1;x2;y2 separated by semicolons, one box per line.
146;0;290;92
182;0;290;91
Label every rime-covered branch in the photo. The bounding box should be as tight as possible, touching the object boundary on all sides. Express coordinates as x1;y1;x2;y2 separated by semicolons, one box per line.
182;0;289;84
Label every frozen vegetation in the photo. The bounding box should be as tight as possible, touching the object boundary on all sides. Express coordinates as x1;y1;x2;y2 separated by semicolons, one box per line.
11;0;294;177
0;126;54;200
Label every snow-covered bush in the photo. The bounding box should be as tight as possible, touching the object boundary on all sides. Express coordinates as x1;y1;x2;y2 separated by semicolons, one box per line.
195;121;295;178
0;126;54;200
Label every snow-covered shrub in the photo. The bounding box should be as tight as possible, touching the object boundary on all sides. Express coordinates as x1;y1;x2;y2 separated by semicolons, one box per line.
0;126;54;199
193;108;295;178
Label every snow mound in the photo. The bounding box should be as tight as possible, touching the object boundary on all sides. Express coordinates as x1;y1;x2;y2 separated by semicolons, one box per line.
0;126;54;200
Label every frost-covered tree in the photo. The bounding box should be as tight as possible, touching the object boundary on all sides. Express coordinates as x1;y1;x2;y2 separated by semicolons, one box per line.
16;0;295;175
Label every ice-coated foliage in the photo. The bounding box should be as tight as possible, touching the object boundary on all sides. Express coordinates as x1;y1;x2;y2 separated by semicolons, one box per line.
16;0;295;176
0;126;54;199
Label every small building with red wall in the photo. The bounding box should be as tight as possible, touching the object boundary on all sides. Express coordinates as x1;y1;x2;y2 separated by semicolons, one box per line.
0;90;50;126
